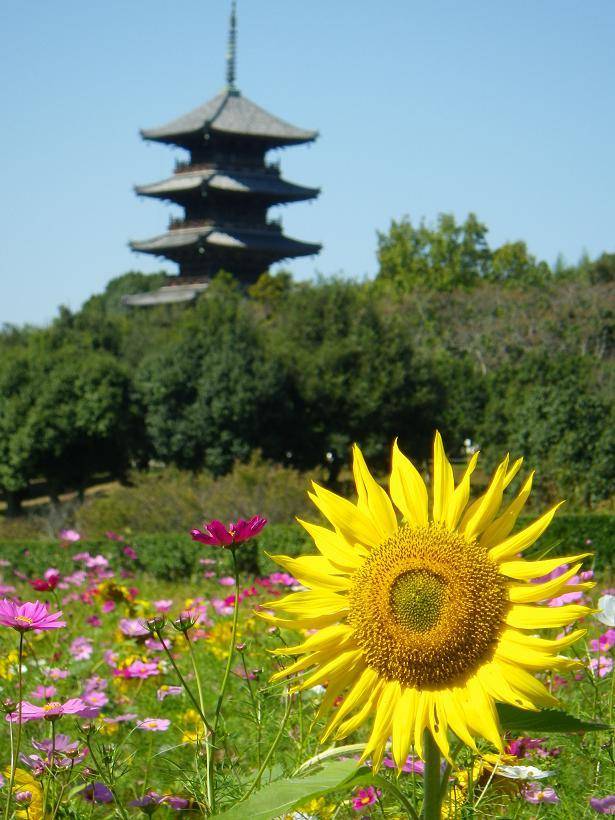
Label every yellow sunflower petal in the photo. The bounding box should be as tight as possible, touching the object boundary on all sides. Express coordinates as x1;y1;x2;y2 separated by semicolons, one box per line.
503;457;523;488
495;659;560;707
477;662;538;711
270;652;320;682
266;554;351;592
432;432;454;523
255;610;344;630
352;444;398;540
440;690;477;751
295;648;364;692
321;666;378;741
413;692;431;759
361;680;401;769
501;627;586;652
309;484;381;547
480;472;534;550
335;680;384;739
297;518;364;571
314;663;364;722
496;640;579;671
391;687;417;771
507;562;587;603
270;623;354;656
462;677;503;751
445;451;479;530
488;502;564;563
430;696;450;760
389;439;429;526
462;456;509;540
498;551;592;581
506;603;588;630
265;590;349;618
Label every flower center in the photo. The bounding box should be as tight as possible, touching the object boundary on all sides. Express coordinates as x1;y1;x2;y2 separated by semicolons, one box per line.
348;523;508;688
44;702;61;711
390;570;446;632
14;616;33;625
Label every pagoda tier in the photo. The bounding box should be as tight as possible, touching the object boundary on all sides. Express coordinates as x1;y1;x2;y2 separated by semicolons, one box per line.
130;4;320;285
131;224;320;283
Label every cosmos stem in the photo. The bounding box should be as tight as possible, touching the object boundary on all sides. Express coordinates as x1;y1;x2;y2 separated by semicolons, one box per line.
4;631;24;820
421;729;442;820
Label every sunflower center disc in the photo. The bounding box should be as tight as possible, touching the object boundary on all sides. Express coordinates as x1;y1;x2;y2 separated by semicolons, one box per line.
390;570;446;632
348;523;508;688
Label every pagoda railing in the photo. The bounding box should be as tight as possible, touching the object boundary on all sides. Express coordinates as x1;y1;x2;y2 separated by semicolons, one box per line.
168;217;282;233
174;159;281;176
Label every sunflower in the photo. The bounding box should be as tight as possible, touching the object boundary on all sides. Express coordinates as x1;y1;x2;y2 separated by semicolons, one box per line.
261;433;592;770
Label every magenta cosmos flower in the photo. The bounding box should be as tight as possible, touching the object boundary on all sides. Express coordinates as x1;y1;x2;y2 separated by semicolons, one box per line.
136;717;170;732
590;795;615;814
7;698;97;723
352;786;381;812
191;515;266;548
0;599;65;632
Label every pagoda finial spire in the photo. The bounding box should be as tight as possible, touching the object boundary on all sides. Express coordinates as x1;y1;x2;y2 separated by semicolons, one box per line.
226;1;238;93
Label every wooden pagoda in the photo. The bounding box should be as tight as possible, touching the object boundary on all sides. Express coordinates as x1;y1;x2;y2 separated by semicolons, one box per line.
129;2;321;288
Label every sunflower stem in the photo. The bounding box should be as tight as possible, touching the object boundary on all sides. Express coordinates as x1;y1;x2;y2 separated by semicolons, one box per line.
421;729;442;820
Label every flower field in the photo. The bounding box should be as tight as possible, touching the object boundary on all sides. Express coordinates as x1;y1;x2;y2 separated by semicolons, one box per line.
0;441;613;818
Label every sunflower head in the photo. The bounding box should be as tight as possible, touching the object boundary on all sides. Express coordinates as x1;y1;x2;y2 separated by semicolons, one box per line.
262;433;592;770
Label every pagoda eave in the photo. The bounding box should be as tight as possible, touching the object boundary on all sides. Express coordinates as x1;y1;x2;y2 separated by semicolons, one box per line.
130;227;321;259
134;171;319;204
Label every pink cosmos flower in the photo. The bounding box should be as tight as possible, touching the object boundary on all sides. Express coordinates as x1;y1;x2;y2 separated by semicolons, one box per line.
102;601;116;613
48;667;69;680
136;718;170;732
523;783;560;804
589;656;613;678
154;599;173;613
590;795;615;814
119;618;149;638
352;786;381;812
0;584;16;595
113;660;160;680
30;685;57;701
383;755;426;775
218;576;235;586
7;698;98;723
157;685;183;702
83;691;109;708
123;546;138;560
87;615;102;627
70;636;93;660
59;529;81;542
102;713;137;724
590;629;615;653
191;515;267;548
0;600;65;632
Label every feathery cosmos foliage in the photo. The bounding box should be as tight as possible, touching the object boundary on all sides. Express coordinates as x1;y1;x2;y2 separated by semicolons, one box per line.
262;434;593;770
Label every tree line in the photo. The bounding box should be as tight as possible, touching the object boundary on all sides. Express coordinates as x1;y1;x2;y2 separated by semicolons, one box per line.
0;213;612;514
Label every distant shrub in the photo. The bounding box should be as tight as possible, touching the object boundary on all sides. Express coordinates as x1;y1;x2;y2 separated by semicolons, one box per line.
0;516;611;581
75;455;322;537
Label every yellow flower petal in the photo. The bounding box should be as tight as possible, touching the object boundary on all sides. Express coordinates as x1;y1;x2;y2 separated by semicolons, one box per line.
480;472;534;550
507;562;586;604
488;502;564;563
445;451;479;530
503;457;523;488
506;603;588;630
429;696;450;760
496;640;579;671
309;484;381;548
265;589;349;618
391;687;417;770
501;627;586;652
334;680;384;739
494;659;560;707
352;444;398;540
389;439;428;526
432;431;454;523
321;666;378;741
462;456;509;540
295;648;364;692
361;680;400;769
498;551;592;581
477;662;537;711
297;518;364;571
266;554;351;592
270;623;354;656
439;690;477;751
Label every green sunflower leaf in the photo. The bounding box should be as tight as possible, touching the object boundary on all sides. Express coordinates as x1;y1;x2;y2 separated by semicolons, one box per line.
211;759;361;820
497;703;611;733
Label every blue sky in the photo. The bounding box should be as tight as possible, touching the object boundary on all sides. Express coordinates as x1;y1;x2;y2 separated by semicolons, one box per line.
1;1;613;326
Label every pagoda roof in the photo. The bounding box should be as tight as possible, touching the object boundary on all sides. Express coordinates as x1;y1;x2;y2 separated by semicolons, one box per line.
130;225;321;258
141;90;317;146
135;169;319;201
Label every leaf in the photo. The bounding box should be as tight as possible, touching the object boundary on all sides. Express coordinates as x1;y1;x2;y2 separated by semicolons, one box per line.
212;759;360;820
497;703;610;733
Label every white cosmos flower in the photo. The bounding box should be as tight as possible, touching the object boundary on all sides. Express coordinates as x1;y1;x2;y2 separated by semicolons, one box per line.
498;765;555;780
596;594;615;627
